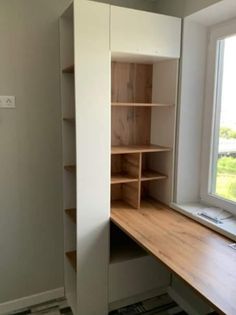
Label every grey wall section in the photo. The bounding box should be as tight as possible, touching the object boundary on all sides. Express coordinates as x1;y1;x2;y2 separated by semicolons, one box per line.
0;0;70;304
93;0;222;16
155;0;185;17
154;0;222;17
184;0;222;16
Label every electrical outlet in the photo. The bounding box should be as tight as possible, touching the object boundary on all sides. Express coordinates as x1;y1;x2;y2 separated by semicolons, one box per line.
0;96;15;108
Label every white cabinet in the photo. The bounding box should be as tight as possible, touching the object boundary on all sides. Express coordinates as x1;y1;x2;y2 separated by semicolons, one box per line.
60;2;182;315
110;6;181;59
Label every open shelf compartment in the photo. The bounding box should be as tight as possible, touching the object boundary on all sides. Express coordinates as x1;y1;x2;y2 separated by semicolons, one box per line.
65;208;76;223
141;152;168;182
111;153;140;185
62;64;74;74
66;251;77;271
111;181;140;209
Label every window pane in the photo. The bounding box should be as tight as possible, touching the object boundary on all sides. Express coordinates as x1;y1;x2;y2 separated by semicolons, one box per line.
212;36;236;203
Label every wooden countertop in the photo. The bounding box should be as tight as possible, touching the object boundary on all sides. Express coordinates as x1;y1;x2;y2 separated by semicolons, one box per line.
111;199;236;315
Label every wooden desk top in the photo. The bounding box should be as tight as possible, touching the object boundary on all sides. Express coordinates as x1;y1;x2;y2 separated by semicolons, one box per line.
111;199;236;315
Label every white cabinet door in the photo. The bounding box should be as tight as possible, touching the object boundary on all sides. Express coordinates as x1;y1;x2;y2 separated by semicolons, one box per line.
111;6;181;59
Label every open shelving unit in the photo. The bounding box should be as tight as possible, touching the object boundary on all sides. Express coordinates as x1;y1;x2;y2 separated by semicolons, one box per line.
111;60;178;210
60;4;77;314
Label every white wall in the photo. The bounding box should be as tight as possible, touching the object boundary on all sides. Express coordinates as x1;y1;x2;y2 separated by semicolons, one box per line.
155;0;222;17
175;19;208;204
0;0;70;305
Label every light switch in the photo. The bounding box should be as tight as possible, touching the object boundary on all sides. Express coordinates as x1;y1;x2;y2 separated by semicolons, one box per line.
0;96;15;108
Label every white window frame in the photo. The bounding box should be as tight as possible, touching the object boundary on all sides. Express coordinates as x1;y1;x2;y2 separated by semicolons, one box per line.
200;18;236;216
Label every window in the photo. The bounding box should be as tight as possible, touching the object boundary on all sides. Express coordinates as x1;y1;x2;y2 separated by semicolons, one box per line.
212;36;236;203
201;23;236;216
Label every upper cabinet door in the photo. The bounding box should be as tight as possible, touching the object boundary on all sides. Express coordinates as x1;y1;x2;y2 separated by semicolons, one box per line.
110;6;181;59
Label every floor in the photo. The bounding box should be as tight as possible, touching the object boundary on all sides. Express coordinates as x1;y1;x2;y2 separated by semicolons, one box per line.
9;294;185;315
109;294;187;315
9;298;72;315
9;294;218;315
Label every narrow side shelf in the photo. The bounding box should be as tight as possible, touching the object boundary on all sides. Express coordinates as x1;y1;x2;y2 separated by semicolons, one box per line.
64;165;76;172
65;208;76;223
141;170;167;182
112;102;174;107
62;65;74;74
63;117;75;123
111;145;171;155
60;3;76;312
66;251;77;271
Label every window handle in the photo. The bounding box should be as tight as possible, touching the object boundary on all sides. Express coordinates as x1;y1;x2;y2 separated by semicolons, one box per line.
197;212;223;224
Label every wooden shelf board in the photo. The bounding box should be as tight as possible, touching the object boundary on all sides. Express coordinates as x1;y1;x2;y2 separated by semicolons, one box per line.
111;174;138;185
64;165;76;172
62;65;74;74
65;208;76;223
66;251;76;271
111;145;171;155
112;102;174;107
63;117;75;122
111;199;236;315
141;170;168;182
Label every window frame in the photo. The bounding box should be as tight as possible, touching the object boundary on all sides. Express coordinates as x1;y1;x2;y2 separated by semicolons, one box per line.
200;19;236;216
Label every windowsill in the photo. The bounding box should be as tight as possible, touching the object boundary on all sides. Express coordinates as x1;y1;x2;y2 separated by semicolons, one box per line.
171;202;236;242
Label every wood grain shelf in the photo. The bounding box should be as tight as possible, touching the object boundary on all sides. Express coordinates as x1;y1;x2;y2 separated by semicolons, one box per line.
111;174;138;185
65;208;76;223
111;145;171;155
64;165;76;172
111;199;236;315
66;251;76;271
112;102;174;107
141;170;167;182
62;65;74;73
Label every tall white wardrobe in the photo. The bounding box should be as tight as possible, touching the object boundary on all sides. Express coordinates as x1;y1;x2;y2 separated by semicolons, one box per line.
60;1;181;314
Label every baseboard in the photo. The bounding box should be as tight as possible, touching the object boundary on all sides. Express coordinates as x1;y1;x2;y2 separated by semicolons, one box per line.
0;287;65;315
109;287;167;312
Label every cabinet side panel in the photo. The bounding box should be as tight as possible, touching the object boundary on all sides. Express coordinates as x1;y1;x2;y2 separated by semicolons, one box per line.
74;1;110;314
150;61;179;204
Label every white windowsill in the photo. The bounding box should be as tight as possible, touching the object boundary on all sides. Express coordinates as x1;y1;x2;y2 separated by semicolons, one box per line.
171;202;236;242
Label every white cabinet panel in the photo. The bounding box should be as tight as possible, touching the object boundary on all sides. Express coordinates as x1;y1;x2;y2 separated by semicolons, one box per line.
111;6;181;59
74;0;110;314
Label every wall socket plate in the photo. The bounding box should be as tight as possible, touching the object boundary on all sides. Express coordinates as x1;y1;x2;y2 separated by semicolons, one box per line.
0;96;15;108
